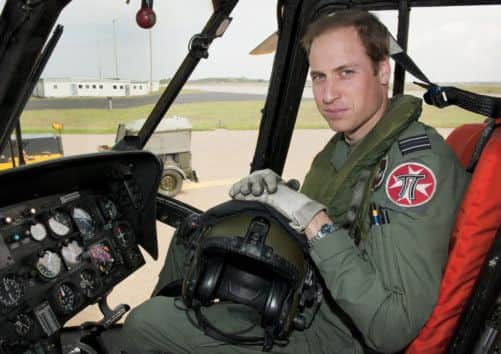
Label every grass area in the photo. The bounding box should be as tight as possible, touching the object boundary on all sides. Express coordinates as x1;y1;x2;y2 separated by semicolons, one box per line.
402;83;501;95
20;97;488;134
21;101;266;133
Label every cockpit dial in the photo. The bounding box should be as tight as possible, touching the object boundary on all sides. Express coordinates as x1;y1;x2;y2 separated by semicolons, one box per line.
36;250;63;279
78;269;100;298
52;283;79;314
72;207;96;240
13;313;33;336
99;198;119;221
48;211;72;237
29;222;47;242
113;222;134;248
89;242;115;275
61;240;83;269
0;275;24;307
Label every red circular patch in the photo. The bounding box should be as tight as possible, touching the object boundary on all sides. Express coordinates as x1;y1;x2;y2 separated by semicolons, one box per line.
385;162;436;207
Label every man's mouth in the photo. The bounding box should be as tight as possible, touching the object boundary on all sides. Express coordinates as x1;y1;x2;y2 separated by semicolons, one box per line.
323;107;349;118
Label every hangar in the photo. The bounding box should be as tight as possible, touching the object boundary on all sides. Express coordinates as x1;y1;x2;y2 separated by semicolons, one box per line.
33;78;160;98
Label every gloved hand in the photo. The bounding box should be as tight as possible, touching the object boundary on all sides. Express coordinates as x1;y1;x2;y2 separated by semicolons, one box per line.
229;169;300;198
232;183;326;232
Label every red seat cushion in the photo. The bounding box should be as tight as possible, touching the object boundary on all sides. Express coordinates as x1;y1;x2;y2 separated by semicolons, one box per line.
445;124;486;169
406;119;501;354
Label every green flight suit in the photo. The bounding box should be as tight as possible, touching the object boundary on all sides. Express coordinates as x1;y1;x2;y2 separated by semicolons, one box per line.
121;110;469;353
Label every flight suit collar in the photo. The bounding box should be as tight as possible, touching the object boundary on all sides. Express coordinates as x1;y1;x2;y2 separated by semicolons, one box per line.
331;136;351;171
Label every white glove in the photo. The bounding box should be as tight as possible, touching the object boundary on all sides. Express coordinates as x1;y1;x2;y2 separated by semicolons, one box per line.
229;169;282;197
232;183;325;232
229;169;301;198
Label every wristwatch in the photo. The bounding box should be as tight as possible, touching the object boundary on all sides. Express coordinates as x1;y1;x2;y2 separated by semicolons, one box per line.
308;223;339;247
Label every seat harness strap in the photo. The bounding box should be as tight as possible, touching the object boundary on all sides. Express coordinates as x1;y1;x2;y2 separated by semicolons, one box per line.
389;36;501;119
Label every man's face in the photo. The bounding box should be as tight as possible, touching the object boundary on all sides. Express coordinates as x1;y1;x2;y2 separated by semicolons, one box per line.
309;26;390;143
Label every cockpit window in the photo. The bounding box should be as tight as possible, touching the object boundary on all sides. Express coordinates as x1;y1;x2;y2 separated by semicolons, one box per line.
8;0;275;209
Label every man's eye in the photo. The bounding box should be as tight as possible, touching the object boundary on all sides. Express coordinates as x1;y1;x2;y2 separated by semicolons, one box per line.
340;70;355;78
311;74;324;82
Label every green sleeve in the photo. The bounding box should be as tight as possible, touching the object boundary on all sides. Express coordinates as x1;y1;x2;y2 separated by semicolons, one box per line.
308;152;469;352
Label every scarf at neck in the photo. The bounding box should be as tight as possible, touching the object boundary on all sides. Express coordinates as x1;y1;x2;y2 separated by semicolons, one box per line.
301;95;422;240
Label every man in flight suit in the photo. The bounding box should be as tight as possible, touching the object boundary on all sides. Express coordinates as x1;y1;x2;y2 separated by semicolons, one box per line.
122;9;470;353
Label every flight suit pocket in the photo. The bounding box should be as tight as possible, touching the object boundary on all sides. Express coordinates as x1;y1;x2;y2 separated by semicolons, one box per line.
366;222;401;291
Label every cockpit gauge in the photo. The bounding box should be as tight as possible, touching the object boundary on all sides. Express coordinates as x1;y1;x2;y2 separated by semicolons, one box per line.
124;248;145;269
61;240;83;269
99;198;119;221
52;283;79;314
36;250;63;279
78;269;100;298
113;222;134;248
0;275;24;307
48;211;72;237
89;242;115;275
14;313;33;336
30;222;47;242
72;207;96;240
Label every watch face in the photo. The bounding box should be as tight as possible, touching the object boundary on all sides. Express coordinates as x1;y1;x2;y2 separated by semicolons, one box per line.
319;223;337;237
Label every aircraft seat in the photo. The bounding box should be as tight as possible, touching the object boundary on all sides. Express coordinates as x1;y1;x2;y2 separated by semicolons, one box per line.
406;118;501;354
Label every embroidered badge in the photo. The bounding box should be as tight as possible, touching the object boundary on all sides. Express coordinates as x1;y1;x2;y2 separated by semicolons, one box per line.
385;162;437;207
372;156;388;190
398;134;431;155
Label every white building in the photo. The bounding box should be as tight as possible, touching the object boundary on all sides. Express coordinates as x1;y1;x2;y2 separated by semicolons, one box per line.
33;78;160;98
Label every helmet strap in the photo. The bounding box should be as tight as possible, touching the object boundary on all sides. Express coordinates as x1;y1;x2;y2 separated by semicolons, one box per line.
191;300;286;352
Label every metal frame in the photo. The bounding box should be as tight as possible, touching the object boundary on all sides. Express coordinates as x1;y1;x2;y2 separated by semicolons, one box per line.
122;0;239;151
250;0;501;175
0;0;70;156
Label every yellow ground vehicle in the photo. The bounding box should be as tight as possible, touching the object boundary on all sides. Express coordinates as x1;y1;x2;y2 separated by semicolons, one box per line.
0;134;63;170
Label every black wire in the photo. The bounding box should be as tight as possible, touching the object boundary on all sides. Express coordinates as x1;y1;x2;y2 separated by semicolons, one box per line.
186;301;260;336
304;300;321;330
181;300;292;351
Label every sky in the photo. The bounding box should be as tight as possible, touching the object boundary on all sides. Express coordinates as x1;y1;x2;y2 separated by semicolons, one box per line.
1;0;500;83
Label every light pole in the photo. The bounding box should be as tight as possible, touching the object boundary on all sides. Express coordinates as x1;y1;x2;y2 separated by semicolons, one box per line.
149;28;153;92
112;19;119;79
97;40;103;80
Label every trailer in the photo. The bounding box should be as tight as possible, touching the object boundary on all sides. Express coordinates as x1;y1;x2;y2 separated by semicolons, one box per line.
115;117;198;197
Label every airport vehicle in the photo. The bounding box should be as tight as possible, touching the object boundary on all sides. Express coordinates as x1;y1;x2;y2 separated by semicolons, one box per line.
0;133;63;171
115;117;198;197
0;0;500;353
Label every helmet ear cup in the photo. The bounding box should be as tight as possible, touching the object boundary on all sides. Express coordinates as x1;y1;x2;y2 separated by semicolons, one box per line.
196;257;224;305
262;280;289;330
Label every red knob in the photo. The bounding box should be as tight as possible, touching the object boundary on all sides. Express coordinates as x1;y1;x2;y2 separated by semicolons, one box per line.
136;7;156;29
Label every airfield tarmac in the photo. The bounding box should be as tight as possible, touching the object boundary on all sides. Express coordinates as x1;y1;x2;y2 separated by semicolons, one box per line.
63;127;452;326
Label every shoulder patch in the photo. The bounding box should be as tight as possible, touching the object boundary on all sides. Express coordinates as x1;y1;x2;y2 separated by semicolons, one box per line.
385;162;437;207
398;134;431;155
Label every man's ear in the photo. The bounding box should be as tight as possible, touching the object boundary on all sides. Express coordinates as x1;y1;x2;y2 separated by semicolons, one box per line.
378;58;391;85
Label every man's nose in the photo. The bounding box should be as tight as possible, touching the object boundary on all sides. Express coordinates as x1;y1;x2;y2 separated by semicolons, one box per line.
322;79;340;104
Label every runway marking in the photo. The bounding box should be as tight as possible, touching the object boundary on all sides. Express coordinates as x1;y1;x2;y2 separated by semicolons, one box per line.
182;178;238;191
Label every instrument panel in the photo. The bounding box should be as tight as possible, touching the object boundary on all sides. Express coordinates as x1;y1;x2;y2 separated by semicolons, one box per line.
0;150;162;349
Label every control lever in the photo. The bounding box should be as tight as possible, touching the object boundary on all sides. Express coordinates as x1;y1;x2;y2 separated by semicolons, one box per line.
81;292;130;331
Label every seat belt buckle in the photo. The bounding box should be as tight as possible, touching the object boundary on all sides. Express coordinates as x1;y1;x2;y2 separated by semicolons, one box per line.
424;84;450;108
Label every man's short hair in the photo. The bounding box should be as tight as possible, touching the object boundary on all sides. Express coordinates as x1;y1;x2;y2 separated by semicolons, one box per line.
301;9;390;72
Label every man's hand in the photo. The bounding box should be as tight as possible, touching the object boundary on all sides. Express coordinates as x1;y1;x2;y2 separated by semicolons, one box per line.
232;183;326;232
229;169;282;197
229;169;301;198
